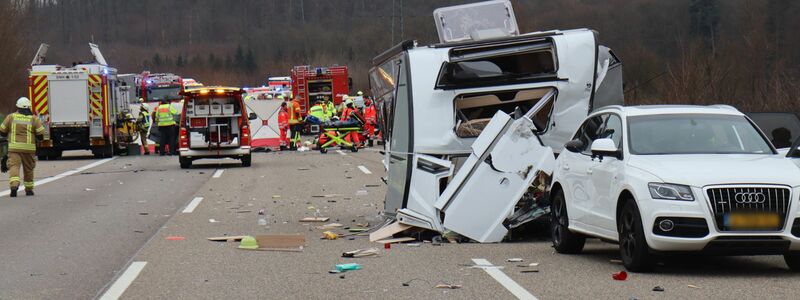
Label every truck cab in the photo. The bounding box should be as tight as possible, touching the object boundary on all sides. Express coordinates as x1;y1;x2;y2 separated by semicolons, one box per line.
178;87;254;168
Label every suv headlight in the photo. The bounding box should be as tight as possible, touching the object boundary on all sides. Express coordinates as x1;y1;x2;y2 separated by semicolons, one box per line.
648;183;694;201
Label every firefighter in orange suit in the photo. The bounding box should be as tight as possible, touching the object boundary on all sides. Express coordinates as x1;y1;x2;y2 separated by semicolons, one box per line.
0;97;45;197
287;97;304;150
363;98;378;147
278;101;290;150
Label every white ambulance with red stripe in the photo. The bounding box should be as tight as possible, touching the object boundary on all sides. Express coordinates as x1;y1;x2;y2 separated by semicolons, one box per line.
28;43;134;159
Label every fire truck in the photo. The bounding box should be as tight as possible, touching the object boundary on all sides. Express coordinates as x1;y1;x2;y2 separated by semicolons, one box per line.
140;72;183;103
28;43;136;159
290;65;350;115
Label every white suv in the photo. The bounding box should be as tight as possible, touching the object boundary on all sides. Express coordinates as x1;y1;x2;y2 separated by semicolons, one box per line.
550;105;800;272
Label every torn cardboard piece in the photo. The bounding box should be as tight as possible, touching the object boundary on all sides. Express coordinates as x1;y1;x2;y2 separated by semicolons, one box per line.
375;237;416;244
208;235;247;242
369;221;412;242
238;234;306;252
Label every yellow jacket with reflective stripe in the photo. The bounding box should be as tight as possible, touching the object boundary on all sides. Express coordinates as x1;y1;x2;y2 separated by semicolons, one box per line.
0;113;45;153
308;104;326;121
156;103;178;126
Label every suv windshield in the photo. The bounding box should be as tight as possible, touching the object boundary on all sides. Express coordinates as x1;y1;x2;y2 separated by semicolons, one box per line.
628;114;774;155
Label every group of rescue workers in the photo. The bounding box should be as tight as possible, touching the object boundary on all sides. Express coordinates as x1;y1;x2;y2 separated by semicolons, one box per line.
0;89;376;196
276;91;379;150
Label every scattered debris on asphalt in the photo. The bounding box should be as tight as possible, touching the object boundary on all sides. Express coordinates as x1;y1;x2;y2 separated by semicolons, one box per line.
209;219;219;223
688;284;701;289
238;235;306;252
434;283;462;289
207;235;246;242
612;271;628;281
520;269;539;273
322;231;339;240
610;259;623;265
376;237;416;244
653;286;665;292
342;248;379;258
300;217;329;222
316;223;344;230
166;236;186;241
335;263;362;272
369;222;411;242
507;258;523;262
138;212;149;215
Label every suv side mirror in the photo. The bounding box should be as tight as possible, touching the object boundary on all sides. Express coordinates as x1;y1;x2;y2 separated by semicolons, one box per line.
591;138;621;160
564;139;583;153
248;112;258;120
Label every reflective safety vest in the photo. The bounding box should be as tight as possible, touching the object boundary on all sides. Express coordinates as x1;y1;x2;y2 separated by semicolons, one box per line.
308;105;326;121
0;113;45;153
137;109;151;130
326;102;336;116
156;103;177;126
341;107;353;121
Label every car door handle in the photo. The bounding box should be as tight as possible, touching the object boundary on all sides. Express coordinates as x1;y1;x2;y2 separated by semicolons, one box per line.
586;168;593;174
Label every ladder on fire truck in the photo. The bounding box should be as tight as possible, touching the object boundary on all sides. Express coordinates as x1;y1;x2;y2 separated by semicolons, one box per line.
295;66;308;102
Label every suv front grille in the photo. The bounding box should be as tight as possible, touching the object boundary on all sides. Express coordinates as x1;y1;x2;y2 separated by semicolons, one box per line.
706;186;791;232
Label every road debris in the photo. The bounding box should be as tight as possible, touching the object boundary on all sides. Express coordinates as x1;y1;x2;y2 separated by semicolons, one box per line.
322;231;339;240
434;283;462;289
300;217;329;222
335;263;362;272
355;189;368;196
610;259;623;265
507;258;523;262
688;285;701;289
342;248;379;258
520;269;539;273
209;219;219;223
238;234;306;252
369;221;411;242
612;271;628;281
653;286;665;292
207;235;246;242
166;236;186;241
376;237;415;244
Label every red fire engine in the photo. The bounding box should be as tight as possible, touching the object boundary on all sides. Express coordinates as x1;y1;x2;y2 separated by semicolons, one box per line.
139;72;184;103
290;65;350;114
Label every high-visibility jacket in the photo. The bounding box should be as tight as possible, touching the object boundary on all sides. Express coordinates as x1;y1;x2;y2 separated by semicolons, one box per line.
308;104;326;121
277;108;289;129
0;112;45;153
326;102;336;116
288;100;303;124
137;109;151;130
156;103;177;126
364;105;377;124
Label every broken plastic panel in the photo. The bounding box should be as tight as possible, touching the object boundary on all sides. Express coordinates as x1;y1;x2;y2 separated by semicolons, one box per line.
433;90;557;243
89;43;108;66
434;0;519;44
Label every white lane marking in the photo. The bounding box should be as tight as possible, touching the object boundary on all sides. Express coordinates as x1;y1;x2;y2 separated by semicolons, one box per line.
182;197;204;213
99;261;147;300
357;165;372;175
471;258;537;300
335;150;347;156
212;169;224;178
0;157;116;197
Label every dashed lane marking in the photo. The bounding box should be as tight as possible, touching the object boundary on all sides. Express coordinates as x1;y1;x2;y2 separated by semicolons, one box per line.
99;261;147;300
212;169;224;178
182;197;204;213
471;258;537;300
358;165;372;175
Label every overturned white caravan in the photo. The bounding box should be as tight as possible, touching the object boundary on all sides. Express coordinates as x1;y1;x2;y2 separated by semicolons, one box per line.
368;0;624;243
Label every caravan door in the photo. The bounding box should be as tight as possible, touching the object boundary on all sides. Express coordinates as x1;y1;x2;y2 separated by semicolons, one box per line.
434;92;556;243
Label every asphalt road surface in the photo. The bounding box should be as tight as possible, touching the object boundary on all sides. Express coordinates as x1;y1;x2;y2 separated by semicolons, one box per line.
1;149;799;299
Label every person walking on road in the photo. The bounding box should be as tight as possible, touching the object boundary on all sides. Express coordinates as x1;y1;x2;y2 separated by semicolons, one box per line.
154;99;178;156
136;99;152;155
287;97;304;150
0;97;45;197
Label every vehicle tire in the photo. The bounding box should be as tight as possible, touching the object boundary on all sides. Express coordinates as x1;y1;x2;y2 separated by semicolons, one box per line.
241;155;252;167
351;145;359;153
52;150;63;160
618;199;656;272
320;147;328;154
784;253;800;271
551;189;586;254
179;157;192;169
368;139;374;147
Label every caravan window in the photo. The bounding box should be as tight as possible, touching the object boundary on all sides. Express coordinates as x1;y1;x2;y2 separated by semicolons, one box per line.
437;40;557;89
454;88;555;138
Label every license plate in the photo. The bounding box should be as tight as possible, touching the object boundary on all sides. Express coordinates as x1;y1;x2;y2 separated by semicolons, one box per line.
724;212;781;230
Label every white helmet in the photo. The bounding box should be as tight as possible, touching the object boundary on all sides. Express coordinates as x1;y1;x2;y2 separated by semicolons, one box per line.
16;97;31;109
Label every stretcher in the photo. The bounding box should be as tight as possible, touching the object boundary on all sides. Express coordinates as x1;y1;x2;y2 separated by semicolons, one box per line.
316;121;362;153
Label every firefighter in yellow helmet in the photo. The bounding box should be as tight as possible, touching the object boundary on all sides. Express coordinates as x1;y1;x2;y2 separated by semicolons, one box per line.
0;97;45;197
